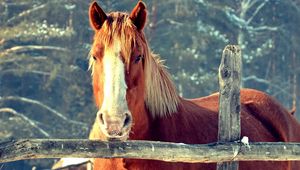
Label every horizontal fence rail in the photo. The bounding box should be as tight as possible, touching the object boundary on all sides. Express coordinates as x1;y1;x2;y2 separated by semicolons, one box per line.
1;139;300;163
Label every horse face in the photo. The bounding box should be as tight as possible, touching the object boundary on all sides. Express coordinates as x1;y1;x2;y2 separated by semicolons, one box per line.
89;1;147;140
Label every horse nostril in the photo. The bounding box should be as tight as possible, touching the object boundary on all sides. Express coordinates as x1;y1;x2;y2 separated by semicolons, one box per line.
124;112;132;127
99;112;104;125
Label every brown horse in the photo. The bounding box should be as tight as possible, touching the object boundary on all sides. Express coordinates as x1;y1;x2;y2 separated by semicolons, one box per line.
87;1;300;170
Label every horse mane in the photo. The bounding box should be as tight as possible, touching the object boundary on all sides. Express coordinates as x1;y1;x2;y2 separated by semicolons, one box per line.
144;53;180;117
89;12;180;117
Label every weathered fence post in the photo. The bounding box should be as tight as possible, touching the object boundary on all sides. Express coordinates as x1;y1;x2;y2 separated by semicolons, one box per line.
217;45;242;170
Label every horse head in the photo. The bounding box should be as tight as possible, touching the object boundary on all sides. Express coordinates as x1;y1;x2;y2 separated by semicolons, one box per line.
89;1;150;141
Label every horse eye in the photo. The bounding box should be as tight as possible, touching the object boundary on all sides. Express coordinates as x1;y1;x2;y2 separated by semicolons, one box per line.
134;55;143;63
92;55;97;61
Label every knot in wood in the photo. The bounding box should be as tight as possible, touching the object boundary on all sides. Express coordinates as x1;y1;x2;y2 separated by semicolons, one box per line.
221;68;231;79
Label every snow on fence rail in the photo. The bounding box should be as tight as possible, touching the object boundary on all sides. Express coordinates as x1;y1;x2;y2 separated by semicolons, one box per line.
1;45;300;166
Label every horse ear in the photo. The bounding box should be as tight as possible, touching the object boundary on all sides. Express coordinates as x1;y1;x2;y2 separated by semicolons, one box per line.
129;1;147;31
89;1;107;30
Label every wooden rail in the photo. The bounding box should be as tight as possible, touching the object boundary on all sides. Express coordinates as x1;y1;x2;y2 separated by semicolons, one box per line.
1;139;300;163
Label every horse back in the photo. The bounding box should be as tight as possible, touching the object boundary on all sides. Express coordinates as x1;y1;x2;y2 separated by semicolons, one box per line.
193;88;300;142
191;88;300;170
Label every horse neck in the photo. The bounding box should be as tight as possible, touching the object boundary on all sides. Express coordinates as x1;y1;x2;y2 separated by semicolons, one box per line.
129;106;152;140
146;98;219;144
125;51;186;141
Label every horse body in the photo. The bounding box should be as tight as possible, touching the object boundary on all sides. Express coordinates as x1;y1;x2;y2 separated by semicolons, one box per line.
86;1;300;170
89;89;300;170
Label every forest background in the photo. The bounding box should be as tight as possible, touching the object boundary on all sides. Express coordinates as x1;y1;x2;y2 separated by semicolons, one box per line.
0;0;300;169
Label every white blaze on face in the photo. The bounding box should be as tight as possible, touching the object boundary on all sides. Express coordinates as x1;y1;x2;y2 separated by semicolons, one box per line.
100;41;128;116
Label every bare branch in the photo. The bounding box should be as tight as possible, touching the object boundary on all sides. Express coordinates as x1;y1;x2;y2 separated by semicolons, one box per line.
0;69;69;81
225;10;247;29
247;0;268;24
242;76;293;98
0;45;69;57
247;25;278;32
244;0;258;11
240;0;251;12
195;0;236;15
0;96;88;128
165;19;184;26
5;2;33;7
0;108;50;137
272;86;291;98
6;3;47;25
0;2;8;16
1;139;300;163
0;56;48;64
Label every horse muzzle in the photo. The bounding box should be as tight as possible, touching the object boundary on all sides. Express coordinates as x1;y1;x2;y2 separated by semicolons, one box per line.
97;111;132;140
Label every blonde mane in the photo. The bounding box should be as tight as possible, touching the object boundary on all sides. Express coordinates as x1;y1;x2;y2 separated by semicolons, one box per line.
89;12;180;117
144;52;180;117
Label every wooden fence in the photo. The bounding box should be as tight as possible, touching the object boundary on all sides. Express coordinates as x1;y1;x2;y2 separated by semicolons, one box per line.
1;45;300;169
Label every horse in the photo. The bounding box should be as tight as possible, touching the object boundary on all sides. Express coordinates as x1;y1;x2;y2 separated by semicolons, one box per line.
86;1;300;170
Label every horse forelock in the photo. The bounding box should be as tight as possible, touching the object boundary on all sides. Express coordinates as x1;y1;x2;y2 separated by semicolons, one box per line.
89;12;180;118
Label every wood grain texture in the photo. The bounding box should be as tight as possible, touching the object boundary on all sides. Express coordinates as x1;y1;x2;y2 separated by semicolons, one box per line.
1;139;300;163
217;45;242;170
